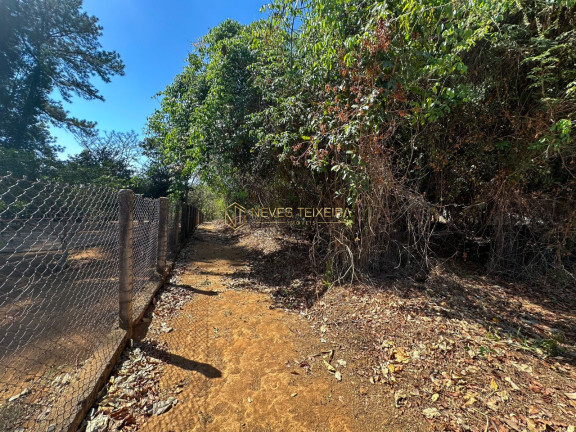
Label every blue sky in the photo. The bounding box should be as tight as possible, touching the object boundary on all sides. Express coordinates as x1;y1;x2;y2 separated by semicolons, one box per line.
53;0;267;157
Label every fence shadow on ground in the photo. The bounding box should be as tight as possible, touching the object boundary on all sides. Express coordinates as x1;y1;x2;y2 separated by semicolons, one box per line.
132;276;221;431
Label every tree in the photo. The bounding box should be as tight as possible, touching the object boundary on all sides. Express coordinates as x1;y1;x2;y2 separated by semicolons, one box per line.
57;130;140;187
0;0;124;176
148;0;575;282
146;19;267;202
131;140;174;198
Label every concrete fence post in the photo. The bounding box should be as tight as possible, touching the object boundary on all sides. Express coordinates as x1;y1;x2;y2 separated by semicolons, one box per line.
188;205;193;236
181;203;188;240
191;207;197;232
118;189;134;332
170;203;180;253
157;197;169;274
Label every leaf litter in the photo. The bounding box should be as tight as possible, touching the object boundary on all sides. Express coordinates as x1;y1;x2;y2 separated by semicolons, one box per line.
234;224;576;432
82;281;194;431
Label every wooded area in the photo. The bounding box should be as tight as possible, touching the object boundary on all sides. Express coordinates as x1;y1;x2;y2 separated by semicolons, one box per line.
1;0;575;283
146;0;575;284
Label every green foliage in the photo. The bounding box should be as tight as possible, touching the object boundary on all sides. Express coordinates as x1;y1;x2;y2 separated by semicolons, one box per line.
56;130;140;188
148;0;576;281
0;0;124;177
186;183;226;221
147;19;269;203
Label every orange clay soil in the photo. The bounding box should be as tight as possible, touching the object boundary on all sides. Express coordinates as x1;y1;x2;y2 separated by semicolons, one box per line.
132;222;424;432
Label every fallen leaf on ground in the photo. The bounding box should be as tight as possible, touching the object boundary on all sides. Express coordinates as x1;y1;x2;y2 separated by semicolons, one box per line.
86;414;109;432
151;397;177;416
8;388;30;402
395;391;408;408
505;377;520;391
490;378;499;391
323;360;336;373
423;407;440;419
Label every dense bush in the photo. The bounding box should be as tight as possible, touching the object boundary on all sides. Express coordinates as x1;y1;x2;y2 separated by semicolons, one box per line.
147;0;576;283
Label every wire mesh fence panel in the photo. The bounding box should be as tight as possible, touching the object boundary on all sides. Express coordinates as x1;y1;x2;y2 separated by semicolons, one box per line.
0;175;123;431
132;195;160;304
0;175;198;431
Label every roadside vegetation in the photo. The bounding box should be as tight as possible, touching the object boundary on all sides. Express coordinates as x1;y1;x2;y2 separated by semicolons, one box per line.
3;1;575;430
4;1;574;284
146;0;576;285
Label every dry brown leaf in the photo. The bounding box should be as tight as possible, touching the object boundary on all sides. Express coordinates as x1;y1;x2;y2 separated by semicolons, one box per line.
391;347;410;363
505;377;520;391
422;407;440;419
526;418;538;432
380;363;389;376
323;360;336;373
497;390;509;402
463;391;477;406
395;391;408;407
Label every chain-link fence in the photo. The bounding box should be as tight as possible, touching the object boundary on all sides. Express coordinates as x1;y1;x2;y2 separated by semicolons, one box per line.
132;196;160;302
0;175;203;432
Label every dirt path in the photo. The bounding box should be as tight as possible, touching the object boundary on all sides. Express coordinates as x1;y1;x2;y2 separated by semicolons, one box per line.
86;222;576;431
130;222;395;432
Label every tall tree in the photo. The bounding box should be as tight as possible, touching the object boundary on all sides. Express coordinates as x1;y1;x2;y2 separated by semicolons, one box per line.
0;0;124;176
146;19;266;202
57;130;140;186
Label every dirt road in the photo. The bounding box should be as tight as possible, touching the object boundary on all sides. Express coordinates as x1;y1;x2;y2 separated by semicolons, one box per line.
128;222;395;432
87;220;576;432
